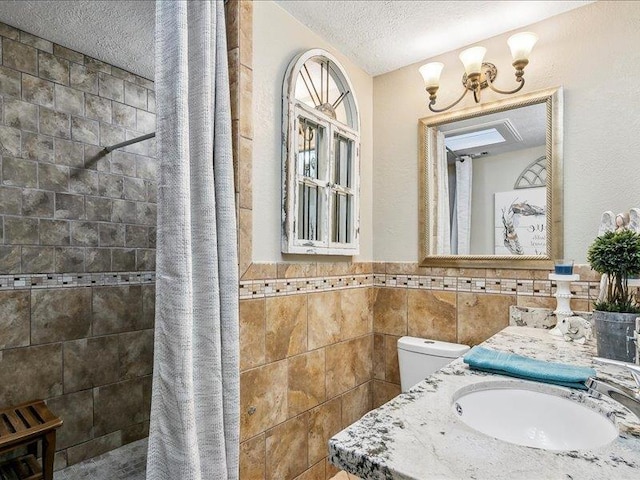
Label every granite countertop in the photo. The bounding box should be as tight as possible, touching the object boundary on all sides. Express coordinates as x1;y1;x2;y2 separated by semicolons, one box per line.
329;326;640;480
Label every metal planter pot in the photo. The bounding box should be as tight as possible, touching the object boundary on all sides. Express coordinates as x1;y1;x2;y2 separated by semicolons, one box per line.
593;310;638;362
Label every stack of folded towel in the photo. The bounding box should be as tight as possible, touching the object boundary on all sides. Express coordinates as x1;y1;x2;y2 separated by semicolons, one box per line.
463;346;596;390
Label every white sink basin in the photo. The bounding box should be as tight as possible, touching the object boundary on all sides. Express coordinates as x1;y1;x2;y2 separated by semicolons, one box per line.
452;381;618;451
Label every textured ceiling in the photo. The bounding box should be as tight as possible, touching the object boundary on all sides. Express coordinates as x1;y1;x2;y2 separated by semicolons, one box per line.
0;1;593;81
275;0;594;76
0;0;155;79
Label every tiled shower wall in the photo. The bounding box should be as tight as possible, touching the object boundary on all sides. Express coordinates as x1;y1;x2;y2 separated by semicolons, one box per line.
0;21;156;470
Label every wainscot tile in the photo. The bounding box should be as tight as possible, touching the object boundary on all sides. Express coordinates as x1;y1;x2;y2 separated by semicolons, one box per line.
94;378;145;436
0;66;21;98
372;287;407;336
341;381;372;428
63;335;119;393
0;290;30;349
66;431;122;466
240;361;287;441
46;390;93;449
0;344;63;406
239;434;265;480
92;285;144;335
407;290;457;342
265;414;308;480
308;397;341;466
31;287;91;344
265;294;307;362
118;329;154;379
239;298;265;371
288;349;326;417
457;292;515;346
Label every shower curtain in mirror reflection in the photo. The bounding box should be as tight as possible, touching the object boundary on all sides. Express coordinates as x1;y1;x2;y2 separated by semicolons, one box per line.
147;2;239;480
436;132;472;255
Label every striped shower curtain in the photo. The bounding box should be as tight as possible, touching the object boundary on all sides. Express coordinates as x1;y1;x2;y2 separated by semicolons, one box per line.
147;1;239;479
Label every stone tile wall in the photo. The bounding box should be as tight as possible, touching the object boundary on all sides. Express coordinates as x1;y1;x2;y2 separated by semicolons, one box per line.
236;261;602;479
0;21;157;470
0;22;157;274
238;263;375;480
370;263;600;405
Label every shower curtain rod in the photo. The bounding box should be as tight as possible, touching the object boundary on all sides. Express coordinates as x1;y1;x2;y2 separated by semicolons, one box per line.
103;132;156;153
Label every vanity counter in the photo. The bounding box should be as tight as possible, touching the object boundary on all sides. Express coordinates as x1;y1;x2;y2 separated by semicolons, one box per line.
329;326;640;480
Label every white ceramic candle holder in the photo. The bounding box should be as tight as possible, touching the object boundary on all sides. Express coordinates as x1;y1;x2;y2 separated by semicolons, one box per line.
548;273;580;318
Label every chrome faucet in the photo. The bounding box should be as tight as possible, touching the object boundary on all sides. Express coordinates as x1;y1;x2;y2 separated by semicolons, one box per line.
585;357;640;420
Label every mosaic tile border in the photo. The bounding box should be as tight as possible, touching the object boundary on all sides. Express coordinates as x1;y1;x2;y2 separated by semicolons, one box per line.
0;271;156;290
239;274;374;299
375;273;597;299
239;273;601;300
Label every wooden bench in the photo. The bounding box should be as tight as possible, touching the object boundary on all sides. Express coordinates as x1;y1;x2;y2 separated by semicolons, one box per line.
0;401;62;480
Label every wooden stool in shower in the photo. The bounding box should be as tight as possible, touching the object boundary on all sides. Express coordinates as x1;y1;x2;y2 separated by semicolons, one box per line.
0;400;63;480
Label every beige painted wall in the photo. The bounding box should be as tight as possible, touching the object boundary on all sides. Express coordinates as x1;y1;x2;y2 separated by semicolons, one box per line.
253;0;374;262
373;1;640;263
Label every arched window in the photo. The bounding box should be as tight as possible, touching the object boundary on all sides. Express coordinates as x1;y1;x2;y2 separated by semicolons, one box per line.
281;49;360;255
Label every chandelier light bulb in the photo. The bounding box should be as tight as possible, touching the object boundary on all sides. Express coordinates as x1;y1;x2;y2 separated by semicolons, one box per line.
459;46;487;76
419;62;444;88
507;32;538;63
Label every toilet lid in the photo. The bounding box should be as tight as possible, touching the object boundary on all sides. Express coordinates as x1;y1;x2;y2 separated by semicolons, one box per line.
397;336;470;357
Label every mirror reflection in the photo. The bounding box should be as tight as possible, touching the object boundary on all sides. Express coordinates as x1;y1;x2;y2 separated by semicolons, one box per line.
440;103;546;255
419;88;563;268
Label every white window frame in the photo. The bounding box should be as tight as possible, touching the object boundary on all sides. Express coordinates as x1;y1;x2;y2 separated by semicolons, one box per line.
281;49;361;255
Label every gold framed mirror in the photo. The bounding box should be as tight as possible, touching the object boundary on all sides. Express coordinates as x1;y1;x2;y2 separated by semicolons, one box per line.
419;87;563;269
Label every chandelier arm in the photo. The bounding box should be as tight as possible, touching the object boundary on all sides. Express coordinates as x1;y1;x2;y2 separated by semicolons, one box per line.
428;88;469;113
485;74;526;95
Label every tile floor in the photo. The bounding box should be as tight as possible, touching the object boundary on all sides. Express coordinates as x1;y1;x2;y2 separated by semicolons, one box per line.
54;439;147;480
53;438;358;480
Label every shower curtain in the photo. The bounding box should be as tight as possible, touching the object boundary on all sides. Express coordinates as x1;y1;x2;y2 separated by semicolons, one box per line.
436;131;451;254
147;1;239;479
454;156;472;255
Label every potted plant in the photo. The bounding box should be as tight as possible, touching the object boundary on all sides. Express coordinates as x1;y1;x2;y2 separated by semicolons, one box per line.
587;229;640;362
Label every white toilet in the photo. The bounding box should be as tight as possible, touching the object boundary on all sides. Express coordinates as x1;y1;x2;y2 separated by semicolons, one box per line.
397;336;470;392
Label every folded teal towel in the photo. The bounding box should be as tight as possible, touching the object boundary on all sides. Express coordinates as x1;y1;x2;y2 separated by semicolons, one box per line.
463;346;596;390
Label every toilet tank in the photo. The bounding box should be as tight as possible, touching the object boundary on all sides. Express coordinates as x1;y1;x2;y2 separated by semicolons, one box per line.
398;336;470;392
